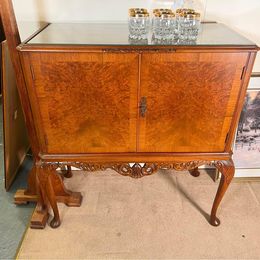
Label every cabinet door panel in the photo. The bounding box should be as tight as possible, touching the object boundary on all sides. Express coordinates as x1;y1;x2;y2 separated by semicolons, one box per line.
28;52;139;153
139;52;248;152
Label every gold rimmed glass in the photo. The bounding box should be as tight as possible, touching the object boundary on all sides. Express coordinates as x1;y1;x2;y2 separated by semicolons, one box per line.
178;12;201;41
128;10;150;40
152;10;178;40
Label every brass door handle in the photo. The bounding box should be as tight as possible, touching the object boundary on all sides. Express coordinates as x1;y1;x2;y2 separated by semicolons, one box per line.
140;97;147;117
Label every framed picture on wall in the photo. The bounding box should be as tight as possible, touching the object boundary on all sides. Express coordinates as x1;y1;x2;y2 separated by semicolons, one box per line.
233;76;260;177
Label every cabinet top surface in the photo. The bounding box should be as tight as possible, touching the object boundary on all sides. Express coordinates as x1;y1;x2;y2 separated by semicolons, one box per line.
24;22;256;47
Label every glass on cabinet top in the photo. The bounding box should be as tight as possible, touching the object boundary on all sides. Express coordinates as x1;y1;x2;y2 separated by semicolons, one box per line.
18;22;48;42
25;22;257;47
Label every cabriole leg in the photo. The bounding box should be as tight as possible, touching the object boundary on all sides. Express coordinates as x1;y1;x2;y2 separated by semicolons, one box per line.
210;159;235;226
46;172;61;228
31;164;61;229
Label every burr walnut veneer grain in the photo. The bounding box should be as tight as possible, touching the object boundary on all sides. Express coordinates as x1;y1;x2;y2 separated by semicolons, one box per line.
26;52;139;154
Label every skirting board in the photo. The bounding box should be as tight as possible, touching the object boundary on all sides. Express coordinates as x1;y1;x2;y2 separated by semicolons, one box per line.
235;169;260;178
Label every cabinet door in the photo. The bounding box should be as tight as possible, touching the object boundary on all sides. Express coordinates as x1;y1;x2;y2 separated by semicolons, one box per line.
139;52;248;152
27;52;139;153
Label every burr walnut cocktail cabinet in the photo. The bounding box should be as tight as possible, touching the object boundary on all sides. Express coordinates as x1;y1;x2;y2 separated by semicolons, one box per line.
12;22;260;228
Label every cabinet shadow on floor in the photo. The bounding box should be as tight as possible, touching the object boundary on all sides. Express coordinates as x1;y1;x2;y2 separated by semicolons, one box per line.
160;169;218;224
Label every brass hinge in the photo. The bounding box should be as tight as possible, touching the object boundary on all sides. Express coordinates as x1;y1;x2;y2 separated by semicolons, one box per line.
240;66;246;80
30;65;35;80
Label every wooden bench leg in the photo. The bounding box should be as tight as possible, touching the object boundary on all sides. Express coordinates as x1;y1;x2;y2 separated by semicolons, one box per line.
30;164;82;229
52;170;83;207
210;159;235;226
30;165;49;229
14;166;37;205
14;165;81;206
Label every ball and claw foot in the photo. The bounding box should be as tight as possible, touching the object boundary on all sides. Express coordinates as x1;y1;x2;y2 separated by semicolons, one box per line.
50;217;61;228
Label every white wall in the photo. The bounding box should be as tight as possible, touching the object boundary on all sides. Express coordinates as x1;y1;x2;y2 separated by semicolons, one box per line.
12;0;260;71
13;0;206;22
205;0;260;72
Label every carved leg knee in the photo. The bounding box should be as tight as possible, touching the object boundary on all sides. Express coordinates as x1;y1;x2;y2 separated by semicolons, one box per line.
210;159;235;226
